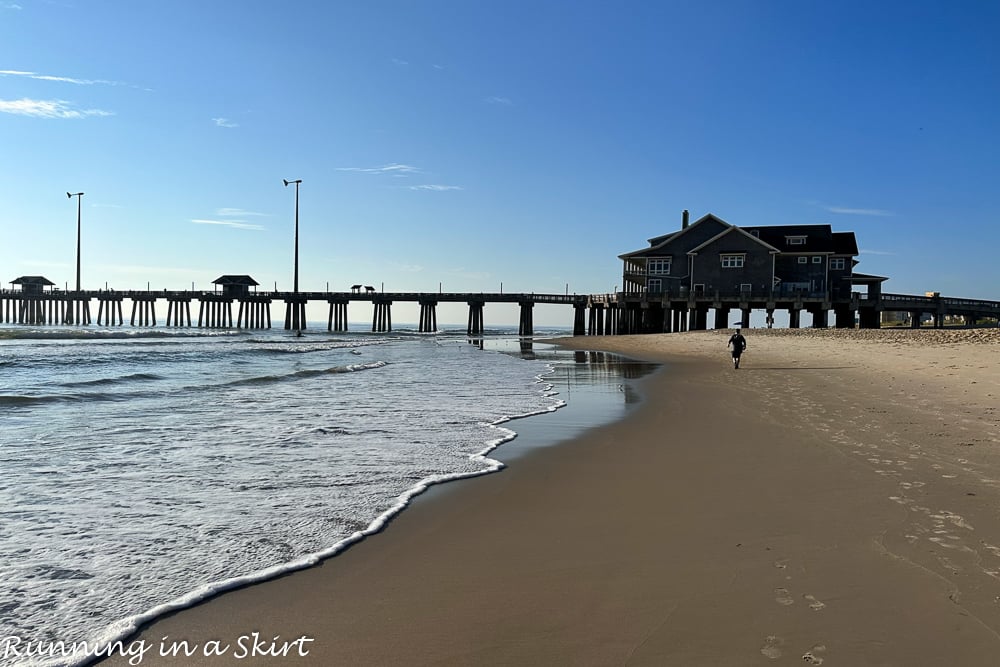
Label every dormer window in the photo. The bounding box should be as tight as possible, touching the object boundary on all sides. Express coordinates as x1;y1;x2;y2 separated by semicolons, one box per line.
786;236;807;245
749;230;760;237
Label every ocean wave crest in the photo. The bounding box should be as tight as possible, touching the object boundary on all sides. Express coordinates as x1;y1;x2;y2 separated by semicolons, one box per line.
224;361;388;388
0;328;243;341
60;373;163;388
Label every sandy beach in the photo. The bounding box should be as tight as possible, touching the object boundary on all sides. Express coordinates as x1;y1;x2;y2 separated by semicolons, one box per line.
98;328;1000;666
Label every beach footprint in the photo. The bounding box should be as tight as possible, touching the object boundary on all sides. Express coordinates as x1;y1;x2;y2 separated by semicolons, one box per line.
774;587;795;606
803;594;826;611
760;635;783;659
802;643;827;664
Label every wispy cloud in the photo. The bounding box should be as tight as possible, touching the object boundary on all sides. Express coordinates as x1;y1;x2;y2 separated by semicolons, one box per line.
217;208;267;217
859;249;895;256
336;163;420;175
191;219;265;231
391;58;409;66
0;98;113;118
0;69;124;86
826;206;895;217
408;184;462;192
486;96;512;105
1;2;23;9
212;117;238;128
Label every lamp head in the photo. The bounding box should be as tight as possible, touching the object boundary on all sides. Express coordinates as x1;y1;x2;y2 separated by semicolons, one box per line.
67;192;71;198
283;179;290;186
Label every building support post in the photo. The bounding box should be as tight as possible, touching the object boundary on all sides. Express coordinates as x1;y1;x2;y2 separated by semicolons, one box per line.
714;307;729;330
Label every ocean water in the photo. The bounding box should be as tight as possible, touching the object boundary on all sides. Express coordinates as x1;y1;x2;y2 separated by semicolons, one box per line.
0;323;652;667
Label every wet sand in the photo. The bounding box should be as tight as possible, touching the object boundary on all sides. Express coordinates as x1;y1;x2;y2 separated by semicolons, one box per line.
100;328;1000;666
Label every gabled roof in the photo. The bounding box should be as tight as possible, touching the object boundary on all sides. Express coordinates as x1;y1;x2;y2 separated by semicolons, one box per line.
213;275;259;286
646;230;679;246
619;213;732;259
687;226;780;255
742;224;834;253
10;276;55;286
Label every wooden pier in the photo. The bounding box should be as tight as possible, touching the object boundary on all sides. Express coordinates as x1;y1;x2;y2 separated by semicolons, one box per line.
0;287;997;334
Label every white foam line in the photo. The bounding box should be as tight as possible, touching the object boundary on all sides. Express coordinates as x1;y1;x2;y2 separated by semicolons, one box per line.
64;364;566;667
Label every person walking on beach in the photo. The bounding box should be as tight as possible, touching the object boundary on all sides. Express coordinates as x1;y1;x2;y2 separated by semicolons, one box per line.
728;328;747;369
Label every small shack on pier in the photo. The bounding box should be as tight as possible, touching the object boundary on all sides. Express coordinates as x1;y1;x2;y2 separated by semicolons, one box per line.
212;275;259;298
10;276;55;295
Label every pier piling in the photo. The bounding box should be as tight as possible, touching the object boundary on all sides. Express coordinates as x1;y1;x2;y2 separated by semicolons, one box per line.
418;300;438;333
327;300;348;332
467;301;484;336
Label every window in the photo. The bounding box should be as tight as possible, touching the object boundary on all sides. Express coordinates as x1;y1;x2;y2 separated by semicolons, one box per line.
812;256;822;264
786;236;807;245
739;283;752;293
798;257;808;264
749;230;760;237
830;258;846;270
647;278;662;293
720;254;745;268
647;258;672;275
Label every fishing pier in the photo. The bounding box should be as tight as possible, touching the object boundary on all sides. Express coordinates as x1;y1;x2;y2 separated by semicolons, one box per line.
2;280;999;334
0;286;590;336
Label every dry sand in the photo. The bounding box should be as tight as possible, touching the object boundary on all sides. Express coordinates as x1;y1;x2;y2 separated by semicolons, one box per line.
99;328;1000;666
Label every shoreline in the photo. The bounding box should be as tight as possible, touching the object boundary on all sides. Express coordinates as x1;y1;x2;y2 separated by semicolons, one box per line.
96;328;1000;665
71;339;645;666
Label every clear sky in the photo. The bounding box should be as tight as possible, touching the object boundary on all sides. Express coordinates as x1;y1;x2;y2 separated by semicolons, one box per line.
1;0;997;326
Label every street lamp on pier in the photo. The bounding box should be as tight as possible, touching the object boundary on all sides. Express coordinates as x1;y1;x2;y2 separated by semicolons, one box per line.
283;178;303;334
66;192;84;292
283;179;302;293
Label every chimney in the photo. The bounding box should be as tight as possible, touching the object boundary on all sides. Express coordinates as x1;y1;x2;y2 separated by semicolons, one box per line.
682;209;689;229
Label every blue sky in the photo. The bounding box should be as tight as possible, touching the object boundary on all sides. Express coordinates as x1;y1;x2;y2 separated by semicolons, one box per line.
1;0;997;326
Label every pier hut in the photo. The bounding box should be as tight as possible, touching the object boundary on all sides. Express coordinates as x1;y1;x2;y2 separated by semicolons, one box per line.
208;275;270;329
212;275;259;298
3;276;64;325
10;276;55;294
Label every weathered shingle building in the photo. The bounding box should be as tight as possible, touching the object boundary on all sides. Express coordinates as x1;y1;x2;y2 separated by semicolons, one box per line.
620;211;863;300
616;211;884;331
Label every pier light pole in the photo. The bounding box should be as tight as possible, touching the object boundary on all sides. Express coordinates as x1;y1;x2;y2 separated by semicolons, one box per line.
283;179;302;294
67;192;84;292
283;178;303;335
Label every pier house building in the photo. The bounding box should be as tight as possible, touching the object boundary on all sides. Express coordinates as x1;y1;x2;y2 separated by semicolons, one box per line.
616;211;876;331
